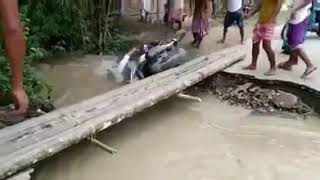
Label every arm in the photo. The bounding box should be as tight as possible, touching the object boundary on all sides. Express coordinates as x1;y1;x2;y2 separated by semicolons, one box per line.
249;2;262;17
293;0;312;12
0;0;28;114
201;0;211;19
291;0;312;19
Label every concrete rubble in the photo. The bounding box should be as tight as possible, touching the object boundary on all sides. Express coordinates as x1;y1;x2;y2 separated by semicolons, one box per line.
196;73;313;115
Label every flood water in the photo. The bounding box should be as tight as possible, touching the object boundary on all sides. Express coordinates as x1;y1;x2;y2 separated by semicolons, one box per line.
33;49;320;180
34;16;320;178
34;93;320;180
36;55;120;108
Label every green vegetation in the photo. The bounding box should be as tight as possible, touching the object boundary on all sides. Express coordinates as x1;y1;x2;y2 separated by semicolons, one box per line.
0;0;135;107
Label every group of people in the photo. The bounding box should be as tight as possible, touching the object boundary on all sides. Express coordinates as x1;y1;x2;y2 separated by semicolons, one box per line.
191;0;318;78
191;0;249;48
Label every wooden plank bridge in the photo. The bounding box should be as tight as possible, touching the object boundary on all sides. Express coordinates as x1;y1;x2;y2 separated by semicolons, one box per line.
0;46;245;179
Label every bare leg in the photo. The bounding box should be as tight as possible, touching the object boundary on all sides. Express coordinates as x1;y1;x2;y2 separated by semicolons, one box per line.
195;36;203;48
298;48;317;78
192;33;198;45
262;40;276;76
278;48;298;71
243;41;260;70
239;26;244;44
219;13;229;43
0;0;28;115
218;27;227;43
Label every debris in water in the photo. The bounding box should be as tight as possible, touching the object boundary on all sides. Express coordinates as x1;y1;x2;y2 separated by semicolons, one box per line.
89;137;118;155
177;93;202;102
193;73;313;115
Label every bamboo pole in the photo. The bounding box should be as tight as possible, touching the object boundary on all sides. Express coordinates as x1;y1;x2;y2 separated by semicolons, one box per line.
177;93;202;102
89;138;117;154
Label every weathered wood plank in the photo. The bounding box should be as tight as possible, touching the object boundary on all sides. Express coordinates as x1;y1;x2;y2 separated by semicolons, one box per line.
0;45;245;179
6;169;33;180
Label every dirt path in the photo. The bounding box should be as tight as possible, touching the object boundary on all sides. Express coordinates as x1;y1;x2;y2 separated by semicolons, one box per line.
123;11;289;60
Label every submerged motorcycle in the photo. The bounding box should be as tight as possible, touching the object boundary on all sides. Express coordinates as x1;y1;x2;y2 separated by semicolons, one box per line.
107;33;187;83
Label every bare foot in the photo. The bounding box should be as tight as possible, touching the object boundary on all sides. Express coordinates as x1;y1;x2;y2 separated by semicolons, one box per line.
242;64;257;70
217;39;225;44
278;61;293;71
264;68;276;76
301;66;317;79
241;41;244;45
195;41;201;49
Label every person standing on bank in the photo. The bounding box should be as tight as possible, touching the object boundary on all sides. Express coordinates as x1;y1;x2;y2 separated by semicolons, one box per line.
278;0;317;78
243;0;283;76
218;0;245;44
0;0;28;117
191;0;212;48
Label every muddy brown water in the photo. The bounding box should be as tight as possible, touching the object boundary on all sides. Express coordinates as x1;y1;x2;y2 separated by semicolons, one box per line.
33;55;320;180
36;55;120;108
34;93;320;180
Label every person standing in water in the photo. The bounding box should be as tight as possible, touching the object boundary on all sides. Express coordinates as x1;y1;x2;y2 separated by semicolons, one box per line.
278;0;317;78
0;0;28;118
218;0;245;44
191;0;212;48
243;0;283;76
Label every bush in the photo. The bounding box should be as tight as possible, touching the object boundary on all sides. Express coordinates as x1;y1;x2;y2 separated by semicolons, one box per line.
0;57;52;107
0;4;52;107
1;0;134;108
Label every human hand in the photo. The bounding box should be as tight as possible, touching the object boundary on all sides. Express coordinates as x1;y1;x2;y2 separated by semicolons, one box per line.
12;88;29;115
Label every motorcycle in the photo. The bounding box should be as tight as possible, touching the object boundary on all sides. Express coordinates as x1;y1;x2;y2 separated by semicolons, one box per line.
107;32;187;83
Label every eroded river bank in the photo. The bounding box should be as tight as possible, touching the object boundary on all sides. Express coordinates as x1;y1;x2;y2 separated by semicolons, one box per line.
30;54;320;180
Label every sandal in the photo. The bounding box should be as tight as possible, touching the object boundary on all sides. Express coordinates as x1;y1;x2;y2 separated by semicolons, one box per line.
301;66;317;79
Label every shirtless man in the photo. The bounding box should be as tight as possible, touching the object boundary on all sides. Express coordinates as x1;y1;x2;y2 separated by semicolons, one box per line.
0;0;28;117
243;0;283;76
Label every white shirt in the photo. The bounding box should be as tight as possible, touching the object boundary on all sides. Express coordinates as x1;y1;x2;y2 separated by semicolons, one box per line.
289;0;312;24
227;0;242;12
142;0;152;12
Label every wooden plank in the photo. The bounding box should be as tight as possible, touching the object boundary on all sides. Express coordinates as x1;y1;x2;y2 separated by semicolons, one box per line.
6;169;34;180
0;45;245;179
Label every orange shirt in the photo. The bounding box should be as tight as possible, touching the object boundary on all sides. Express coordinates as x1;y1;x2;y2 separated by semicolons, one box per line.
259;0;281;24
